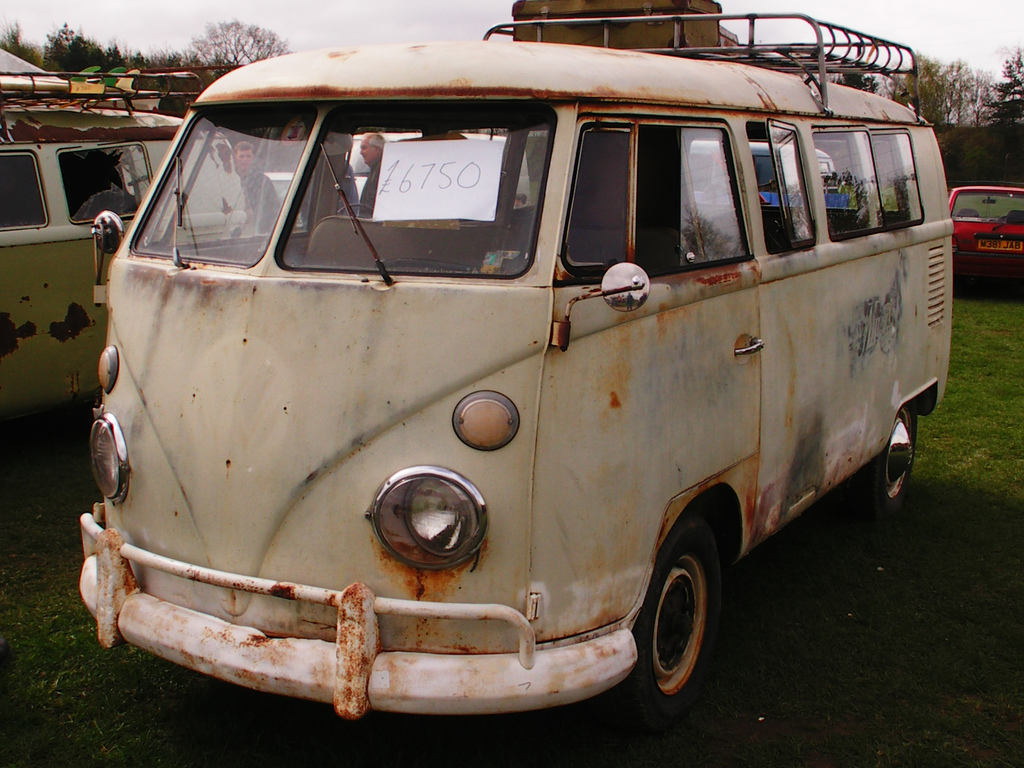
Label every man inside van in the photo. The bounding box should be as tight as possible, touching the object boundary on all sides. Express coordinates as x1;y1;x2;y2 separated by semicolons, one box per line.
358;133;386;217
233;140;279;235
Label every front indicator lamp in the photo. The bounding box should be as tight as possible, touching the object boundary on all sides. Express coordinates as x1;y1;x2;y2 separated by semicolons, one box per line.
371;467;487;569
90;413;130;503
452;391;519;451
98;345;119;394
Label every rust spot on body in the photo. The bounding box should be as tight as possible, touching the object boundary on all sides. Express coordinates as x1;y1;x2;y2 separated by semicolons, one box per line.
49;303;93;342
269;583;299;600
697;269;741;287
609;391;622;409
0;314;37;359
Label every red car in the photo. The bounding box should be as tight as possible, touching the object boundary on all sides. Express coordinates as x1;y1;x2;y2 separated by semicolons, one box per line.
950;186;1024;279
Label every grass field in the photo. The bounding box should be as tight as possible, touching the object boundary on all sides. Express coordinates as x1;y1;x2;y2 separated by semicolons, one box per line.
1;282;1022;767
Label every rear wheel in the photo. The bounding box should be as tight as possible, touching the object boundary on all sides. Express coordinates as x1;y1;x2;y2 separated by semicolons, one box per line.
850;404;917;519
599;514;721;732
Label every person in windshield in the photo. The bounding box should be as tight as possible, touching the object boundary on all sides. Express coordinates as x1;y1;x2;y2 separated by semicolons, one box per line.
358;133;385;217
325;132;360;212
233;140;280;235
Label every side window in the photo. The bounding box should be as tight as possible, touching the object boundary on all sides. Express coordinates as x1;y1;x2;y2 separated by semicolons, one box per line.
870;132;922;226
812;130;883;238
0;153;46;229
58;144;151;223
747;121;814;253
564;128;629;270
635;124;747;273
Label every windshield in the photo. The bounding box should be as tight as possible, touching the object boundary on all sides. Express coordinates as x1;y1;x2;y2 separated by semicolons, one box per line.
280;106;552;278
134;107;315;267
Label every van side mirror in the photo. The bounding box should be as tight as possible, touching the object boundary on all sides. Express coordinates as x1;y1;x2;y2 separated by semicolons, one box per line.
600;262;650;313
551;262;650;351
92;211;124;304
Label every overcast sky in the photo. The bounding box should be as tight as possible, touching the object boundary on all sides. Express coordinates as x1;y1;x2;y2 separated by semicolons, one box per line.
3;1;1020;77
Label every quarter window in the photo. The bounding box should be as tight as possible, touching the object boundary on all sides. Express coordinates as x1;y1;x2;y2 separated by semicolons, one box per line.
59;144;151;223
748;121;815;253
0;153;46;229
564;128;630;270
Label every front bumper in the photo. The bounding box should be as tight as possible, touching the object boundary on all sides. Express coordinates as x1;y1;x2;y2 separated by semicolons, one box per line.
79;510;637;717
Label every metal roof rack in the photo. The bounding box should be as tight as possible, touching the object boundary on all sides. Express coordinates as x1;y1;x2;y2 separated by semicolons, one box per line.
1;69;203;141
485;13;919;118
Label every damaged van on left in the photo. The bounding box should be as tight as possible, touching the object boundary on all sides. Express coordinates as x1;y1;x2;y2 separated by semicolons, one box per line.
0;62;200;420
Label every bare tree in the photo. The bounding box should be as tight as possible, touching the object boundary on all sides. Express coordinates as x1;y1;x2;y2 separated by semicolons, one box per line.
188;20;288;67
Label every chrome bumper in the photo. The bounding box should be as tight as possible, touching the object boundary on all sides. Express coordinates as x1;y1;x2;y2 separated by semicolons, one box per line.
79;510;637;717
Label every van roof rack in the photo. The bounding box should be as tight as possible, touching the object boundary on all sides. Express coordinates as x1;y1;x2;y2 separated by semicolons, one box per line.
1;69;203;141
484;13;919;118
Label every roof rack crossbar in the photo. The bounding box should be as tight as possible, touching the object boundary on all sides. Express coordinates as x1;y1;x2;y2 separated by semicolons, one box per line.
0;69;203;107
484;12;919;117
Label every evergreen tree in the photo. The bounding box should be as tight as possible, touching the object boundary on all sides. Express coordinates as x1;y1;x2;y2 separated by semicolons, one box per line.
988;47;1024;126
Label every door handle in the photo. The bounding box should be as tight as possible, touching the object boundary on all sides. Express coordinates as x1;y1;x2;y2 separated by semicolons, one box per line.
734;336;764;356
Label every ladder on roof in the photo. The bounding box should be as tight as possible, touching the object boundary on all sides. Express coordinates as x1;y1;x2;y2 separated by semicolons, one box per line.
0;69;203;142
484;13;920;118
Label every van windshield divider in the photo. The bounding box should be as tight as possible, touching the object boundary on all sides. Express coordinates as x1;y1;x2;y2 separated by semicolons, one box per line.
484;13;920;119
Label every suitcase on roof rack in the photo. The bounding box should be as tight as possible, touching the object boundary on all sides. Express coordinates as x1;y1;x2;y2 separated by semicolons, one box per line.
510;0;723;49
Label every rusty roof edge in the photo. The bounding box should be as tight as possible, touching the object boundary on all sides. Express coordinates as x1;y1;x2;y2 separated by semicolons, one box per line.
194;42;918;125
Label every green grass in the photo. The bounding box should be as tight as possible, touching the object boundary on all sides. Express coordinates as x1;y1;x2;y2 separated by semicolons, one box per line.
1;282;1023;767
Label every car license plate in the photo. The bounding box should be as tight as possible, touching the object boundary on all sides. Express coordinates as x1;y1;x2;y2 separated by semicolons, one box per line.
978;239;1024;253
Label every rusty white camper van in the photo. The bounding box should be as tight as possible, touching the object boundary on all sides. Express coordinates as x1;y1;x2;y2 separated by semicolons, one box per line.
0;68;199;420
78;10;952;731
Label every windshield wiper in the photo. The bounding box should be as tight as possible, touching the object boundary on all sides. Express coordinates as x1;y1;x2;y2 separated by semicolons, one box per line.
319;143;393;286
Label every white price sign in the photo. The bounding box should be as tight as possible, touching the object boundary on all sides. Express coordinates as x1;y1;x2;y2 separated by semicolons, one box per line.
372;138;505;222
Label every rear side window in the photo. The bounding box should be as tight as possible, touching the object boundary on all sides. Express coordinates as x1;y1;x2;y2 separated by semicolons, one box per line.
59;144;152;223
871;132;922;225
812;130;883;238
0;153;46;229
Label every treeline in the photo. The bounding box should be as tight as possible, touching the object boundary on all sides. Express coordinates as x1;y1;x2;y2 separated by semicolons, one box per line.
5;20;1024;182
1;20;288;72
863;49;1024;183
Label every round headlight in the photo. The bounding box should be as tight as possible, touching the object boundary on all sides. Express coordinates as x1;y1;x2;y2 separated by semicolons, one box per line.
452;391;519;451
98;346;119;394
90;413;130;503
371;467;486;569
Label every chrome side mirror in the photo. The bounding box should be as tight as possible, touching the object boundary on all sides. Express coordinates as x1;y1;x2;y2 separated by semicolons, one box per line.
551;262;651;351
92;211;124;304
601;262;650;313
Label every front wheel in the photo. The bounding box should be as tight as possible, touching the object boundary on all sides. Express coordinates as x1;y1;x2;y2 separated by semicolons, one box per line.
597;514;722;732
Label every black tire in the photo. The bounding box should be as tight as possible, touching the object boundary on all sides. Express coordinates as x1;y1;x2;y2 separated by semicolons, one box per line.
597;515;722;732
849;404;917;519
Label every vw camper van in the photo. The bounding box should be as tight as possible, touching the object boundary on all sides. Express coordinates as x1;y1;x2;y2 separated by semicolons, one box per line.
78;10;952;731
0;68;198;420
